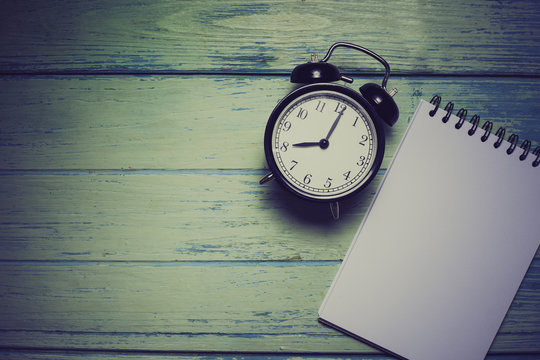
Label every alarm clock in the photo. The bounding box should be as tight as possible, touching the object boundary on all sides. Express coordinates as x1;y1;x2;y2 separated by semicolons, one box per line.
260;42;399;219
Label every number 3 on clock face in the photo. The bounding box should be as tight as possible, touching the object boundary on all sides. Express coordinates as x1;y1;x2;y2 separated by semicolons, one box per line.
264;83;385;202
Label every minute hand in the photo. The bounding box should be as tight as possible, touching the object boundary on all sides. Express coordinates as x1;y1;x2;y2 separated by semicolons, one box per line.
325;109;345;141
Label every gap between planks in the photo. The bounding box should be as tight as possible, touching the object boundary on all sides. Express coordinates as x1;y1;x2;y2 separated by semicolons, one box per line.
0;349;539;360
2;71;540;78
0;260;341;266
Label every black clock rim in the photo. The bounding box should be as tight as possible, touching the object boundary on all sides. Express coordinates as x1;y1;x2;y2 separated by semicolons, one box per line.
263;83;386;203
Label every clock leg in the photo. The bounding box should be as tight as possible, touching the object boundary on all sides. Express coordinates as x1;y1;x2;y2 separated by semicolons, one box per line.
259;172;275;185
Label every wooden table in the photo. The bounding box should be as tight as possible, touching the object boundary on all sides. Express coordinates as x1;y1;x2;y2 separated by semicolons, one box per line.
1;1;539;359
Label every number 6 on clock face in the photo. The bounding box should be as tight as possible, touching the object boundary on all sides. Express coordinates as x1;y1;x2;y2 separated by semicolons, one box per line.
264;83;385;202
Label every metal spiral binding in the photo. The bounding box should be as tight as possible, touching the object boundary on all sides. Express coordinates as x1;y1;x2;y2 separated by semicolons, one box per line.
507;134;519;155
480;121;493;142
455;108;467;129
494;127;506;149
533;147;540;167
429;95;539;167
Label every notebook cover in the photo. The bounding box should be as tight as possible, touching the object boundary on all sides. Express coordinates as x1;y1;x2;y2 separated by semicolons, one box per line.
318;99;540;360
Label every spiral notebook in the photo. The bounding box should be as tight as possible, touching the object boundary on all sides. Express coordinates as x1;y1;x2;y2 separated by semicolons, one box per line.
319;97;540;360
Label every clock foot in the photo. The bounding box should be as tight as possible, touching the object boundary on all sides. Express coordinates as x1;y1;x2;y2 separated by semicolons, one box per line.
330;201;340;220
259;172;275;185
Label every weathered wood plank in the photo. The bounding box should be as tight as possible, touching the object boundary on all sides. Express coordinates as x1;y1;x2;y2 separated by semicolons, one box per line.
1;76;539;170
1;1;538;359
0;172;377;261
0;353;398;360
0;261;538;354
3;172;538;263
0;353;538;360
0;0;539;75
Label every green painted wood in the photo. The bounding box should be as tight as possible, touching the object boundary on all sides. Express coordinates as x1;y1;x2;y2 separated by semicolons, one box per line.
0;353;400;360
1;0;539;358
1;75;539;357
0;353;534;360
1;76;539;170
0;0;539;75
0;172;377;261
2;172;539;263
0;262;538;354
0;354;399;360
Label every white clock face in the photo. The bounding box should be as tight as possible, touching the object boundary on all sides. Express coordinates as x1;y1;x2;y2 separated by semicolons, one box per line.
271;90;380;200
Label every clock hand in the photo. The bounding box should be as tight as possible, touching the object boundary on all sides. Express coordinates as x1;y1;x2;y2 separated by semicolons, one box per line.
292;110;345;149
293;139;329;149
293;141;319;147
324;108;345;141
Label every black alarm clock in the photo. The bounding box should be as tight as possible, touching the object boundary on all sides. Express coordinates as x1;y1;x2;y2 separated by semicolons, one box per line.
260;42;399;219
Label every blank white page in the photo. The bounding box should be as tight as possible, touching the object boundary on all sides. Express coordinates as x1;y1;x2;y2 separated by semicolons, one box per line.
319;99;540;360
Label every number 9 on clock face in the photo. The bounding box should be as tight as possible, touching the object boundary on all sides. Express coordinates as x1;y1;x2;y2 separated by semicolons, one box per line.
263;84;385;201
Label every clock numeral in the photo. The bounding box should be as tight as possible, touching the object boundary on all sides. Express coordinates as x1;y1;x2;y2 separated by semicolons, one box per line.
303;174;312;184
290;160;298;170
353;116;359;127
297;107;308;120
280;142;289;152
343;171;351;181
324;177;333;188
334;102;347;113
282;120;292;131
316;100;326;112
357;155;366;166
359;134;368;146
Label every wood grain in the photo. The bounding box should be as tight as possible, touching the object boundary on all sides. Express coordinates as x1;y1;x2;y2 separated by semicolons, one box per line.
0;261;538;354
1;76;539;170
0;355;538;360
1;75;539;358
0;0;539;75
0;171;379;261
1;0;539;358
1;171;539;263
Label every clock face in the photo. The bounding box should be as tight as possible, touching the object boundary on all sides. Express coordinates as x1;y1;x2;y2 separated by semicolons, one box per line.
265;84;384;201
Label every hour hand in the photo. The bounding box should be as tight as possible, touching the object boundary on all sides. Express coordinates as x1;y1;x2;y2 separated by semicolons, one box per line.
293;141;320;147
293;139;329;149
